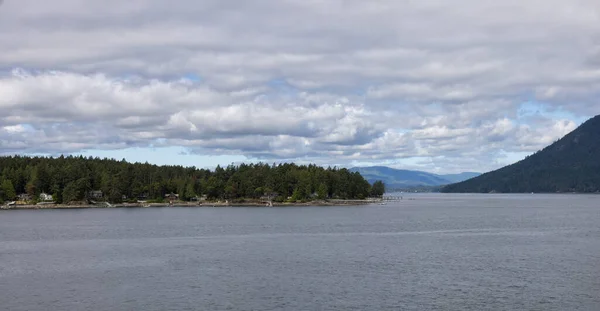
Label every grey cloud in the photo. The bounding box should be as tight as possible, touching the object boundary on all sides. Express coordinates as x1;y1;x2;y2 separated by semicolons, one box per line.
1;0;598;172
0;69;384;155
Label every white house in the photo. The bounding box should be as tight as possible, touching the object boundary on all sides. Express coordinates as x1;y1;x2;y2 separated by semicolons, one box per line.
40;193;53;201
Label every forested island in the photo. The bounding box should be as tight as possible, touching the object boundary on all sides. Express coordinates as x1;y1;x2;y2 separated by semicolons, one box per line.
0;155;385;207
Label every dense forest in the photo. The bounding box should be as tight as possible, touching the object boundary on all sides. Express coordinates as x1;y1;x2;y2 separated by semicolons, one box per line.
0;155;385;204
442;115;600;193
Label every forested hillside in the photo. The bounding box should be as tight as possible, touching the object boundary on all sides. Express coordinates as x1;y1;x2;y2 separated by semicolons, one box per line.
0;156;384;204
442;115;600;193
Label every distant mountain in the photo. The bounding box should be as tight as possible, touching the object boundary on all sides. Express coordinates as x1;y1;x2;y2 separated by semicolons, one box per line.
442;115;600;193
440;172;482;183
349;166;480;189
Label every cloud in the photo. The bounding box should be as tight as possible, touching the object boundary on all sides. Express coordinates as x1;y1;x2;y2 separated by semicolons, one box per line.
1;0;599;173
0;69;382;156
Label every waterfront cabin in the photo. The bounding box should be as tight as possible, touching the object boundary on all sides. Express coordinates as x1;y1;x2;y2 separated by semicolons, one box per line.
260;192;279;200
88;190;103;199
190;195;207;202
39;193;53;202
165;193;179;201
17;193;32;202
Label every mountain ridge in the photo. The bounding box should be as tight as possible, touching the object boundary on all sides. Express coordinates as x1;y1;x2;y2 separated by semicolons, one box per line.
442;115;600;193
349;166;480;189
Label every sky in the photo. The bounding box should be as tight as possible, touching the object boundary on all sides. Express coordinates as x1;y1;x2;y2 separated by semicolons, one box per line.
0;0;598;174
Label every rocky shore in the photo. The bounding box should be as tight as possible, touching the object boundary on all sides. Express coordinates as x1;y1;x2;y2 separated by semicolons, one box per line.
1;199;380;210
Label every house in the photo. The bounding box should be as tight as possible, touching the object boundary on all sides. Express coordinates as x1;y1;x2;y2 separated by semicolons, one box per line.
189;195;207;202
39;193;53;202
260;192;279;200
17;193;32;201
137;193;149;201
88;190;103;199
165;193;179;200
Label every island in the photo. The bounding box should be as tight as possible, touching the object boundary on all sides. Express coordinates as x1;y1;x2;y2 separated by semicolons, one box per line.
0;156;386;209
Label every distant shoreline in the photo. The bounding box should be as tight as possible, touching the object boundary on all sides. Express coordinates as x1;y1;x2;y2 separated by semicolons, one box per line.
1;199;379;210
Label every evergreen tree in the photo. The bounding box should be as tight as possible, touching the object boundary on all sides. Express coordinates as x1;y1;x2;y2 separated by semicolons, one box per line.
371;181;386;197
317;183;328;199
0;179;16;202
0;155;377;203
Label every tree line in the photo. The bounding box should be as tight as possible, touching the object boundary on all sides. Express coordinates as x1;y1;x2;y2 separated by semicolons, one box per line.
0;155;386;204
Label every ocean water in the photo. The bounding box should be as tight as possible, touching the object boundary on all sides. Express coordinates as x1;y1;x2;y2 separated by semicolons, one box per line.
0;194;599;310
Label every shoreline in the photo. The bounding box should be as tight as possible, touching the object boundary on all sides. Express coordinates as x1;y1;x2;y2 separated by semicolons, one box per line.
1;199;380;210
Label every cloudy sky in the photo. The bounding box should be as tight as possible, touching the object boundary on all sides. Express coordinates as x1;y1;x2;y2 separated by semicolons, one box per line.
0;0;598;173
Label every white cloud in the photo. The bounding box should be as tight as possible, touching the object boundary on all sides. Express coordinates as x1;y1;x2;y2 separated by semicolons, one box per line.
0;0;598;173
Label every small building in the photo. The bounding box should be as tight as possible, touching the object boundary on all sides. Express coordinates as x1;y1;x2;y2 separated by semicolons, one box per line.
260;192;279;200
17;194;32;201
137;193;149;201
189;195;208;202
88;190;103;199
165;193;179;200
39;193;53;202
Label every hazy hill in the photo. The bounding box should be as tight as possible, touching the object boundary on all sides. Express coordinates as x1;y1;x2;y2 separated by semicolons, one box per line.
349;166;480;189
439;172;482;183
442;115;600;193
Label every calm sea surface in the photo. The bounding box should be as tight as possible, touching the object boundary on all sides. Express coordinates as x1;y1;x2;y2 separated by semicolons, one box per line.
1;194;599;311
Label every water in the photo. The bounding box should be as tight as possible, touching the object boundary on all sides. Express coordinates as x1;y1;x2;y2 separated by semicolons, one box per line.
1;194;599;310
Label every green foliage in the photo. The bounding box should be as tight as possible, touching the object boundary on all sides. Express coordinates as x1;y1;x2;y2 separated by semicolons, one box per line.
0;179;16;202
442;115;600;193
183;179;196;200
370;180;386;197
62;177;90;203
290;188;303;202
107;187;123;204
317;183;328;199
0;156;376;203
147;198;165;204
